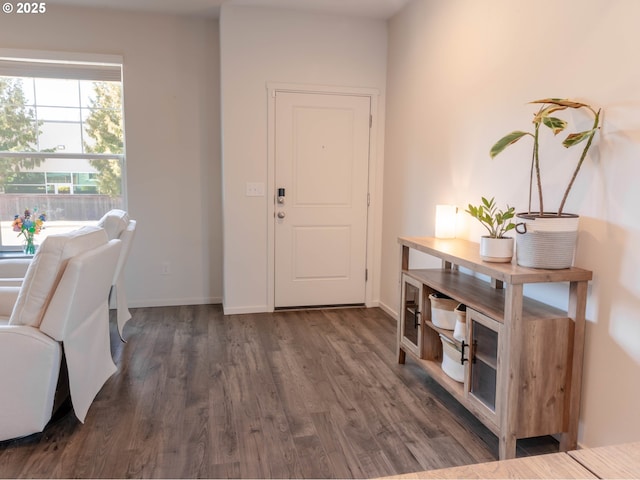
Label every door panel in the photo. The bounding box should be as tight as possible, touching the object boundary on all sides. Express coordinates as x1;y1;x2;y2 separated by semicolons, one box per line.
294;106;353;206
292;226;351;280
275;92;370;308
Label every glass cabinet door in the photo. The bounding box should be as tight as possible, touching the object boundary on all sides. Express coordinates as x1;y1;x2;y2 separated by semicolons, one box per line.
400;274;423;357
466;308;502;427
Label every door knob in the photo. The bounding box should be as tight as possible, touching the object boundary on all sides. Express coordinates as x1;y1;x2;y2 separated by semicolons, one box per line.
277;211;286;219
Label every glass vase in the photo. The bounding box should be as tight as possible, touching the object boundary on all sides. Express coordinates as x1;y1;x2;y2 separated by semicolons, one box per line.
23;236;36;255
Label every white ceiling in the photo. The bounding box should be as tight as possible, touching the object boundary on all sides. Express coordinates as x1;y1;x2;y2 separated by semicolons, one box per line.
43;0;410;19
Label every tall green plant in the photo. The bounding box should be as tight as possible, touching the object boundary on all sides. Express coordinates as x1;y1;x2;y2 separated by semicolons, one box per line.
490;98;601;216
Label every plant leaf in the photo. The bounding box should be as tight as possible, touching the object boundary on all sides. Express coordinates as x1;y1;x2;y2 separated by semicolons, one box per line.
532;104;572;124
543;105;569;115
542;116;568;135
563;128;598;148
490;131;530;158
501;210;515;220
530;98;588;109
533;104;559;119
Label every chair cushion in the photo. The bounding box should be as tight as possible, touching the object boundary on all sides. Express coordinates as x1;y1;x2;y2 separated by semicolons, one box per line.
97;209;129;240
0;258;31;279
8;226;108;328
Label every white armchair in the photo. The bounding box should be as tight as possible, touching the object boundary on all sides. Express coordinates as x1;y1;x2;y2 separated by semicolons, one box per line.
0;226;121;441
0;209;137;341
0;324;61;441
96;209;137;341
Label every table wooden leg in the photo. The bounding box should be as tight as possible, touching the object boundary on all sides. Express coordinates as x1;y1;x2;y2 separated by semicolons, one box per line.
499;283;523;460
499;433;517;460
560;280;588;452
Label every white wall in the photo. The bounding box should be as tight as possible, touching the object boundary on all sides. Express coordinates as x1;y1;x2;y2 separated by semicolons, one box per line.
219;5;387;313
0;5;222;307
383;0;640;448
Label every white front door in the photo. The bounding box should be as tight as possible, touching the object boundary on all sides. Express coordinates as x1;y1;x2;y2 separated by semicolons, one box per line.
274;91;371;308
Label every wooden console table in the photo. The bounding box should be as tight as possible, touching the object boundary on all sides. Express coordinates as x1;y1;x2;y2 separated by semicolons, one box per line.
397;237;592;460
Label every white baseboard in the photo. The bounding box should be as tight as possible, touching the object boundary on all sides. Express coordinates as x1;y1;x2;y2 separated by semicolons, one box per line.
128;296;222;308
125;299;394;317
378;300;398;321
223;304;271;315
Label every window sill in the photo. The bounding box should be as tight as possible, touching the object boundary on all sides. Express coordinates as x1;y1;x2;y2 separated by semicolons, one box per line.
0;251;33;259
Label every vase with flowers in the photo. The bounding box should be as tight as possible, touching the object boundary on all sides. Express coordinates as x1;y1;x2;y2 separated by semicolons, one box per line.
12;208;46;255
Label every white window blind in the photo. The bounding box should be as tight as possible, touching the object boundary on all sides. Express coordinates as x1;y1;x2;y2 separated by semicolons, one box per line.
0;59;121;81
0;49;122;81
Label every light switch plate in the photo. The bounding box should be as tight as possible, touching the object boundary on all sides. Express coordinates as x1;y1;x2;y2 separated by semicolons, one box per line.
246;182;265;197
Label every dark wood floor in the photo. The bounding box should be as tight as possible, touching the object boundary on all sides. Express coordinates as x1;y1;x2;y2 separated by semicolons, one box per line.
0;305;558;478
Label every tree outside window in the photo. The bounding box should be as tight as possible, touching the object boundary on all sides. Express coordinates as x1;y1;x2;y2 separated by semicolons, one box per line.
84;81;124;197
0;77;43;189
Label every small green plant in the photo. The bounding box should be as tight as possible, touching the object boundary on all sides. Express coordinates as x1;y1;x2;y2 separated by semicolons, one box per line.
466;197;515;239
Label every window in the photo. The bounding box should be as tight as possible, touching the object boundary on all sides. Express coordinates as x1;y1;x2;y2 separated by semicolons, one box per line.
0;51;125;250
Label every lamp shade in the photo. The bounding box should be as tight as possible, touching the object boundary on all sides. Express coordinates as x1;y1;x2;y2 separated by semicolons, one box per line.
435;205;457;238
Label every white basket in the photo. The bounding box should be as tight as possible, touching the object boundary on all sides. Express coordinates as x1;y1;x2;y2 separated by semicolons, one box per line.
453;304;466;342
515;213;579;269
440;335;464;383
429;293;457;330
516;230;578;269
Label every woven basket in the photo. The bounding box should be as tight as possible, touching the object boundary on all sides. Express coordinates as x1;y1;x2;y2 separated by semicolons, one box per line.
430;293;457;310
429;293;457;329
515;213;579;269
453;304;466;342
516;230;578;269
440;335;464;383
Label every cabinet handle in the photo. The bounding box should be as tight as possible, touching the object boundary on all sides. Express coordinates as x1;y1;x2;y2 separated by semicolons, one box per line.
414;311;421;328
461;340;469;365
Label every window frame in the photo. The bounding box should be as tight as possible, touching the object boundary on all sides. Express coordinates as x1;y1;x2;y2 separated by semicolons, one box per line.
0;49;126;251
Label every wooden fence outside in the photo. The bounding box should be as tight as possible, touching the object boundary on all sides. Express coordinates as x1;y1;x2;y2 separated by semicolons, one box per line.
0;194;123;222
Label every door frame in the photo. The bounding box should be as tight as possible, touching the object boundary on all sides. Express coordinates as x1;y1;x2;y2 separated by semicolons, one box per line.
267;82;381;312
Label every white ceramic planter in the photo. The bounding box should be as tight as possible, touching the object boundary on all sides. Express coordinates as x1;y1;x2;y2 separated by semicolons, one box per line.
480;236;514;263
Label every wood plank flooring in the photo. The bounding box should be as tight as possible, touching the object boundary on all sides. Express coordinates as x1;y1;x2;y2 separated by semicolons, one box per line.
0;305;558;478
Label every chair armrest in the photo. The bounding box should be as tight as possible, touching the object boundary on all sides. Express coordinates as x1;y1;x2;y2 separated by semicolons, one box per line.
0;325;61;441
0;259;31;278
0;286;20;318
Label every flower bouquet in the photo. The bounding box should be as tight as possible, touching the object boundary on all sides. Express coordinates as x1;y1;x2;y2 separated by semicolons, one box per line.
12;208;46;254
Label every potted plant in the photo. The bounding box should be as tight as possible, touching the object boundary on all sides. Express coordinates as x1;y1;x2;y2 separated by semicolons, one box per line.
465;196;516;263
489;98;601;268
